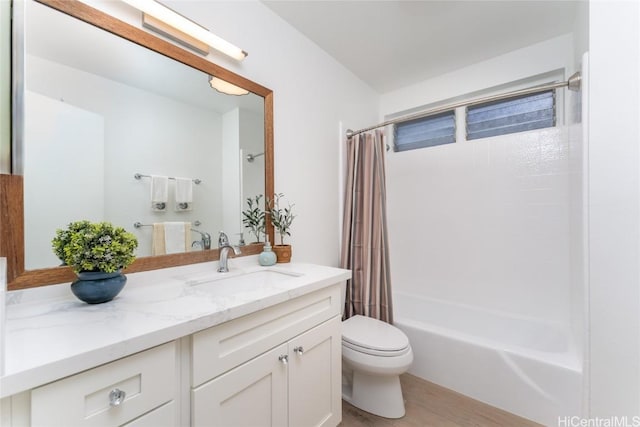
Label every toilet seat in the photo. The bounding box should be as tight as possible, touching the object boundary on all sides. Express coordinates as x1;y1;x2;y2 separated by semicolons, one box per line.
342;315;410;357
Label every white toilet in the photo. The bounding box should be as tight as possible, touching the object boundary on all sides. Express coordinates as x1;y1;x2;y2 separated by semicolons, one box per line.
341;312;413;418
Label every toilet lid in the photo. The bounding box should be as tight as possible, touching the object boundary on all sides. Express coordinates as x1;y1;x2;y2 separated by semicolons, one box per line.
342;315;409;353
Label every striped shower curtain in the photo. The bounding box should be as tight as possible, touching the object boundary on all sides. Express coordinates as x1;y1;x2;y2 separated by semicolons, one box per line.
340;129;393;323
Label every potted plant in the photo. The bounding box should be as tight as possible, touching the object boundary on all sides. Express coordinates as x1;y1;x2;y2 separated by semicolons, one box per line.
52;220;138;304
266;193;296;263
242;195;265;243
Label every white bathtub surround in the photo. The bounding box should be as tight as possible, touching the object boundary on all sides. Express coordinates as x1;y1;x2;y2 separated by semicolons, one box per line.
0;257;350;398
394;291;581;425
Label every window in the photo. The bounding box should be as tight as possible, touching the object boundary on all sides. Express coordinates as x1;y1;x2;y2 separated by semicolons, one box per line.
393;110;455;152
466;90;555;140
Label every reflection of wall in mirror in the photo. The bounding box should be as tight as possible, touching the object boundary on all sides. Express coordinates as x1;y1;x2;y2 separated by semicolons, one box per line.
221;109;265;245
241;110;265;242
24;92;105;269
0;0;9;173
240;110;264;216
25;54;224;264
222;109;241;241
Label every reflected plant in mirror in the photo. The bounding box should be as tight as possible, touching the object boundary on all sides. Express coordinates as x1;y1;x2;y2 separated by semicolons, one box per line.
242;195;265;243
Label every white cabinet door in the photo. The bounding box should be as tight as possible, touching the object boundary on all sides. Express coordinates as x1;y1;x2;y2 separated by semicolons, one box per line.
192;344;288;427
288;317;342;427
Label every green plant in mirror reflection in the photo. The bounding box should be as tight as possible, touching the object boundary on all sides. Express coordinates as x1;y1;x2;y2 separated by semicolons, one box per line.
242;195;265;243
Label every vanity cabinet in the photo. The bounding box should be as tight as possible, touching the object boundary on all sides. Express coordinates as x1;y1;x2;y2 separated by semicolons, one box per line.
1;279;346;427
191;286;342;427
30;341;178;426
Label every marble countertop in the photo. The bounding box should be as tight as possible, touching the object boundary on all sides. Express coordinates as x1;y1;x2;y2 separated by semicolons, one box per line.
0;257;350;398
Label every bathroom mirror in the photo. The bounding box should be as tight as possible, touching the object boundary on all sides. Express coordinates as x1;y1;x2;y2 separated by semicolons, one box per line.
1;0;274;290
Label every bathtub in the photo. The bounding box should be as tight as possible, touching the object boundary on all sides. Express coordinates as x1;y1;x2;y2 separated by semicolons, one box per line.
393;291;582;426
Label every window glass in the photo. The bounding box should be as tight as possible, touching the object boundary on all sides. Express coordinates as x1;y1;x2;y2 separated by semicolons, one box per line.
466;90;555;140
393;111;455;152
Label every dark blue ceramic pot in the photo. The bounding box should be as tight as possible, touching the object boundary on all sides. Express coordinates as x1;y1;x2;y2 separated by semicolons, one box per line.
71;271;127;304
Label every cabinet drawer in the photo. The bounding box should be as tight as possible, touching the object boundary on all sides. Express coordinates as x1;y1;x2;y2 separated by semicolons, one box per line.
192;285;340;386
122;401;176;427
31;342;176;427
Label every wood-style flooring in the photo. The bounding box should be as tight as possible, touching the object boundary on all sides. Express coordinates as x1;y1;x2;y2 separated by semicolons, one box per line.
339;374;543;427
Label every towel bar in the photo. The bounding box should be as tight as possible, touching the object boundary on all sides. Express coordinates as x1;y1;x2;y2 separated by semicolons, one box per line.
134;220;202;228
134;173;202;185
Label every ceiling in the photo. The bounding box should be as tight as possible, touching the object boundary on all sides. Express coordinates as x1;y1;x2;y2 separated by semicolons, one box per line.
262;1;581;93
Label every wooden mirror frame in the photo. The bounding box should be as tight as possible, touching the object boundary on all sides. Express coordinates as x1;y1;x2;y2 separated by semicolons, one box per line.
0;0;274;290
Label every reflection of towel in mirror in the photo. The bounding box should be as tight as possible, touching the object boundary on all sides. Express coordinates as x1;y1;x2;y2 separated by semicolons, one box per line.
175;177;193;211
150;175;169;212
152;222;191;255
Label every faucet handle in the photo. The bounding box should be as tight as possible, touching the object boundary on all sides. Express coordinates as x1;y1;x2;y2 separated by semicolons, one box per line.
202;232;212;250
218;231;229;247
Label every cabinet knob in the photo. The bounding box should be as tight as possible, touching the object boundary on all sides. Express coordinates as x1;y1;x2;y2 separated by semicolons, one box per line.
109;388;126;407
294;346;304;355
278;355;288;365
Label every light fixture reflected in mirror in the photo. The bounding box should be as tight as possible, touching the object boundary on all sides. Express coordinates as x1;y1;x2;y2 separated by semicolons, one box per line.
209;76;249;96
122;0;248;61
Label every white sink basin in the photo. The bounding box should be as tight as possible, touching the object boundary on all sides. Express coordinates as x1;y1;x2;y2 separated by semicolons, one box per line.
187;269;302;295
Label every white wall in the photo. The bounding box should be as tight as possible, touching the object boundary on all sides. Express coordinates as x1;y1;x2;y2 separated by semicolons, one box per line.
381;35;574;118
381;35;578;328
568;0;589;405
82;0;380;266
587;0;640;418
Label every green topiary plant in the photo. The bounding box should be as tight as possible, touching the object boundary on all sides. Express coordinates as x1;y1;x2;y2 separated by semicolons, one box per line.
242;195;265;243
266;193;296;246
52;220;138;274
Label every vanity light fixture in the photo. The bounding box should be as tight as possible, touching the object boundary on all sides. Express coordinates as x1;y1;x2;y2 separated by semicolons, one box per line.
209;76;249;96
121;0;248;61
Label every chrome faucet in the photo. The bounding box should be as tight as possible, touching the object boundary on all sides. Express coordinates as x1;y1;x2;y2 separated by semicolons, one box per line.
192;230;212;250
217;231;241;273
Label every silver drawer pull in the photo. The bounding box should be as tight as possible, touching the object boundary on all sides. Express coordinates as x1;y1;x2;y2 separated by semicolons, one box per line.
109;388;126;407
278;355;288;365
294;346;304;355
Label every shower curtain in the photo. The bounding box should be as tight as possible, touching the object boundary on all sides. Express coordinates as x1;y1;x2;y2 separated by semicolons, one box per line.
341;129;393;323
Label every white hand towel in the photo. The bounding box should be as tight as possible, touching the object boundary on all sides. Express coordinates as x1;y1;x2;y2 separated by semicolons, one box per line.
175;177;193;211
150;175;169;212
164;221;191;254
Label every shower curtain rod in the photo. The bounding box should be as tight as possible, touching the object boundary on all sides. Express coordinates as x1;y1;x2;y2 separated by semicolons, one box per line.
346;71;582;139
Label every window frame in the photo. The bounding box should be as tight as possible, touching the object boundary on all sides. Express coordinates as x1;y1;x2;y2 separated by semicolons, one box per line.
386;72;565;153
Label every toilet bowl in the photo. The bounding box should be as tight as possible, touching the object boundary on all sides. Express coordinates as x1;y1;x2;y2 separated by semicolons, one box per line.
341;314;413;418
